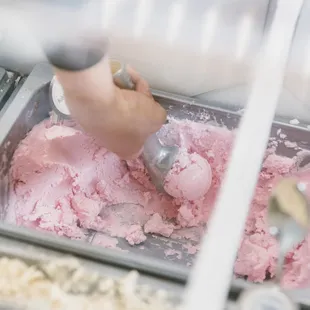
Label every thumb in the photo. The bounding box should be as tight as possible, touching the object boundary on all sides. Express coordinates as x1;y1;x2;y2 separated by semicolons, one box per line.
126;65;152;98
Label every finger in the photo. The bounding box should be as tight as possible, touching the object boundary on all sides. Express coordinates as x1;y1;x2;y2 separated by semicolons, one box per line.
126;65;152;98
126;65;142;83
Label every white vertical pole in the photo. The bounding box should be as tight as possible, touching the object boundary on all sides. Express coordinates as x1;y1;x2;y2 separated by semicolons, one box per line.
182;1;304;310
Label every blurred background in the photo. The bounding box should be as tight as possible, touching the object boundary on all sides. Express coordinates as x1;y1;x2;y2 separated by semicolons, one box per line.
1;0;310;121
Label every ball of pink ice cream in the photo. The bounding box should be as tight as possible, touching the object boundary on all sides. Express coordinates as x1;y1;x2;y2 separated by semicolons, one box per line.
164;149;212;200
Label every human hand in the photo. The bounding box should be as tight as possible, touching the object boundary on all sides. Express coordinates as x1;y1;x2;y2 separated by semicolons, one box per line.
54;56;167;159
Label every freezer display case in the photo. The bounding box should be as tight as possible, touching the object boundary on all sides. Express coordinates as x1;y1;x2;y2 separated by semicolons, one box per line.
1;1;310;309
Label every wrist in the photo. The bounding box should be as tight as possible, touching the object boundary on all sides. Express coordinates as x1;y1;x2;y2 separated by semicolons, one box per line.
54;54;116;109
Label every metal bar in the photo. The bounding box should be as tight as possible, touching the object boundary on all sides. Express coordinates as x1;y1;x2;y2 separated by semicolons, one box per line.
0;223;188;285
182;1;304;310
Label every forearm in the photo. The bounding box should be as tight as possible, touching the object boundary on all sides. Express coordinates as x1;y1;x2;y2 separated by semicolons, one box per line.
45;36;115;108
117;89;167;137
53;55;116;113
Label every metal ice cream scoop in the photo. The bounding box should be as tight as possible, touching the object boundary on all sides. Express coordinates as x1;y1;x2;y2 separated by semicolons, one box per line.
237;177;309;310
49;59;179;191
268;177;310;282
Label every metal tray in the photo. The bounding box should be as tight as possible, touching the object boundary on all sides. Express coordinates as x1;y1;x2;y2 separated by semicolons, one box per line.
1;63;310;308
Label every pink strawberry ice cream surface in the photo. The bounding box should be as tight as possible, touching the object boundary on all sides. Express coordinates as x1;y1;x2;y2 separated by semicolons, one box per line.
6;116;310;289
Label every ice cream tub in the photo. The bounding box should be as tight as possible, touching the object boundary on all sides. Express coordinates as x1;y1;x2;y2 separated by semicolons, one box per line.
1;63;310;308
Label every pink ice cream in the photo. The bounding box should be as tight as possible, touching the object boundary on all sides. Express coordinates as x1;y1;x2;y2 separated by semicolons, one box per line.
6;116;310;289
164;149;212;200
